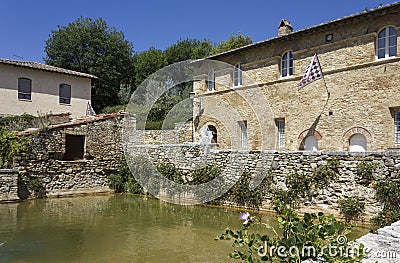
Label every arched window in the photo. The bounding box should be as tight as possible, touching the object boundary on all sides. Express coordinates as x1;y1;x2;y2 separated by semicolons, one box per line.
349;134;367;152
207;70;215;91
59;83;71;104
377;26;397;59
233;63;242;87
304;136;318;151
207;125;217;143
281;51;293;77
18;78;32;100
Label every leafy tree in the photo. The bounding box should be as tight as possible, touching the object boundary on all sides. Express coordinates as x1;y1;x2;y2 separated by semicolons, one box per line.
192;40;213;59
44;17;135;111
164;38;213;64
133;47;167;89
212;33;253;55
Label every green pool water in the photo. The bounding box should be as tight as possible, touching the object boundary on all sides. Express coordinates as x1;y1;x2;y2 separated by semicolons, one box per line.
0;194;370;262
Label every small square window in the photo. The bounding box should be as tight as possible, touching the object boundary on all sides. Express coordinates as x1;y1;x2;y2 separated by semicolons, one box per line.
63;134;85;161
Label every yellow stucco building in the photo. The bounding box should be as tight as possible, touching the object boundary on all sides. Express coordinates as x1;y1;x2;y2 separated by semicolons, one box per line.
0;58;95;118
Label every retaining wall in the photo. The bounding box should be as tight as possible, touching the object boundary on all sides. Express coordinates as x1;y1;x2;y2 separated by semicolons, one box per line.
129;144;400;219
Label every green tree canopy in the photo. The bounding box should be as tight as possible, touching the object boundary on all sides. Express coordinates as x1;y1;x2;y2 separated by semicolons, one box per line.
212;33;253;55
132;47;167;89
164;38;213;64
44;17;135;111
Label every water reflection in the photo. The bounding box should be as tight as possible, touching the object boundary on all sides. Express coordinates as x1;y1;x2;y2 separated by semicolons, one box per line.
0;194;369;262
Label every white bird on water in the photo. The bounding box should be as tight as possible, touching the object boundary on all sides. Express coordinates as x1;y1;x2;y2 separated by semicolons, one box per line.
0;241;6;246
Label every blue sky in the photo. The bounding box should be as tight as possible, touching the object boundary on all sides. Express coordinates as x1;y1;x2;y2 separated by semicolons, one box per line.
0;0;395;63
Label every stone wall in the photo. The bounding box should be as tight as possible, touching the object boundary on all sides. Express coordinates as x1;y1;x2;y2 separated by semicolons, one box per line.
143;122;193;144
13;114;125;199
0;113;192;201
129;144;400;220
0;169;19;201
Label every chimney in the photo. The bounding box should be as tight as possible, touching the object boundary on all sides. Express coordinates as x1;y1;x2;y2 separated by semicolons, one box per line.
278;19;293;37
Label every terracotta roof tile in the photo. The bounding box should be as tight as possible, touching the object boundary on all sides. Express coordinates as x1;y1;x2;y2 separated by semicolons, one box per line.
17;113;121;136
209;2;400;59
0;58;97;79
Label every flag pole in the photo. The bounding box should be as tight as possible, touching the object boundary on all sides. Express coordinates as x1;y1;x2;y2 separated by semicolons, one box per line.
322;76;330;98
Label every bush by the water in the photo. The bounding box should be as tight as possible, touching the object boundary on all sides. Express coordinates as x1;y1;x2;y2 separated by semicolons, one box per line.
217;207;366;262
107;160;144;194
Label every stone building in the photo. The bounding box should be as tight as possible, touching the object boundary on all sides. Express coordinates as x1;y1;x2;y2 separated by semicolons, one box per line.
0;58;96;118
193;3;400;152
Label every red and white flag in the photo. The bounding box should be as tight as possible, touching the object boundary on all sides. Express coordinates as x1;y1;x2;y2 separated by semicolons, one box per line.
298;53;323;90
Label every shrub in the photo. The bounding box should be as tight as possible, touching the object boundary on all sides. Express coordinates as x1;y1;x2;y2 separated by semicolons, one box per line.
356;161;377;185
190;165;221;184
271;172;313;211
217;207;366;262
372;179;400;227
0;127;28;168
313;159;339;188
338;197;365;222
227;172;263;208
101;104;127;114
107;159;144;195
27;176;46;198
108;173;126;193
0;113;36;131
157;162;184;184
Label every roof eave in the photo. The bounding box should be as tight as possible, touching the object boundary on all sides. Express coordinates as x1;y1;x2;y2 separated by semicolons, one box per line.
207;2;400;60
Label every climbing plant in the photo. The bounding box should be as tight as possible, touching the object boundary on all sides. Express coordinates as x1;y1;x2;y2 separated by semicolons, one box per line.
0;127;28;168
356;161;377;186
372;178;400;227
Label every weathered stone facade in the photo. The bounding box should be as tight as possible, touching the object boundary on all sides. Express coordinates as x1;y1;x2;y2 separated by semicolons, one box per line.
1;110;399;222
0;113;193;201
14;113;125;199
143;122;193;145
193;3;400;152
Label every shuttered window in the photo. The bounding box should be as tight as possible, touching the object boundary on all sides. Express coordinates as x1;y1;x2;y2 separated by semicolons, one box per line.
59;84;71;104
18;78;32;100
395;111;400;144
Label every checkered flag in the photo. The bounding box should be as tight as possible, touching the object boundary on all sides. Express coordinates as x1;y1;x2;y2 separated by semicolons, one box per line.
298;53;324;90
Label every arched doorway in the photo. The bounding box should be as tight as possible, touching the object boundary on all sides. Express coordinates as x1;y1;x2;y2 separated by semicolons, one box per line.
349;134;367;152
343;127;372;151
304;136;318;151
207;125;217;143
298;129;322;151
